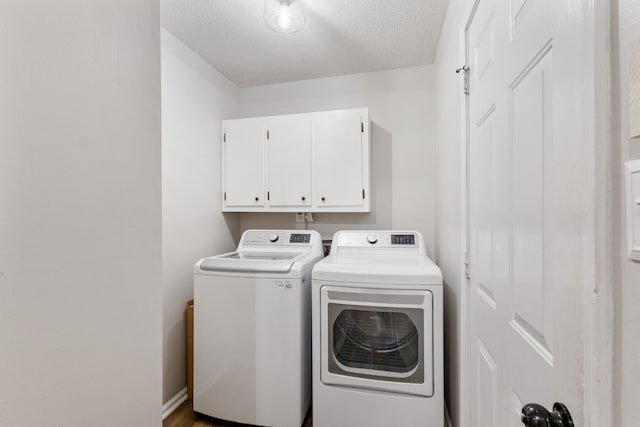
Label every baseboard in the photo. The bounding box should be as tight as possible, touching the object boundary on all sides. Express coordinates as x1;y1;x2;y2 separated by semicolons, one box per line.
162;388;450;424
445;401;453;427
162;387;188;421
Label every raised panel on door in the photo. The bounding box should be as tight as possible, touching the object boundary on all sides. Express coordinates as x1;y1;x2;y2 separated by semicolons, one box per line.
267;120;311;207
508;43;560;411
312;114;364;209
472;109;497;310
475;338;497;427
223;120;265;208
509;47;554;366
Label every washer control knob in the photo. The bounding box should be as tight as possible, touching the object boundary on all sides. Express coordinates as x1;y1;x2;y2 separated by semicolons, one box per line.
269;233;279;243
367;235;378;244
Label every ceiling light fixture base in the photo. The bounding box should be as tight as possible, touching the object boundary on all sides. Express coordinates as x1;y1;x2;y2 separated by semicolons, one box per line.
264;0;305;34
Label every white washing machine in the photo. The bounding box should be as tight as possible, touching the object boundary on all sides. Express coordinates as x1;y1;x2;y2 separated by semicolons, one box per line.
193;229;323;427
311;230;443;427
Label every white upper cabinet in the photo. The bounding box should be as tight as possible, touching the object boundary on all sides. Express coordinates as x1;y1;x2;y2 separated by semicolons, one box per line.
267;118;311;208
222;119;266;207
312;110;367;209
222;108;370;212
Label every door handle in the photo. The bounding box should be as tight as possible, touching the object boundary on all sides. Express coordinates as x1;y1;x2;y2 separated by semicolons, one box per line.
521;402;574;427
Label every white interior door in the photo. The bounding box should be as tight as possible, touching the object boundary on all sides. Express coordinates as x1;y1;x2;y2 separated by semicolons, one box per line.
467;0;590;424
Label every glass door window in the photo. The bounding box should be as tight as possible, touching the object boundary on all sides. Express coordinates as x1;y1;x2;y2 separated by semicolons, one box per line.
328;304;424;383
333;309;419;373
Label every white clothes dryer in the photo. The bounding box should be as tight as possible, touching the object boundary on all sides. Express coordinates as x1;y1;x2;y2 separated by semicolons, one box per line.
193;229;323;427
311;230;443;427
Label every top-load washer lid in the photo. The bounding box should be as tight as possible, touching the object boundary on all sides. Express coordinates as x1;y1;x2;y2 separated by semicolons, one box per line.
199;251;304;273
195;229;324;274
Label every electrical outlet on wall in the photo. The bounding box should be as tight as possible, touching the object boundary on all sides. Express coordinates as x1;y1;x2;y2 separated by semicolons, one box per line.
295;213;305;223
625;159;640;261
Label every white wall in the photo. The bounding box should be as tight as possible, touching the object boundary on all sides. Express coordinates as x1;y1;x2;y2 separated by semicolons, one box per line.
161;29;241;403
613;0;640;424
0;2;162;426
237;66;436;255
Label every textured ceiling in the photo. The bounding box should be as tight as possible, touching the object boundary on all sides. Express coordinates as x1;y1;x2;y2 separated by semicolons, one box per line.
161;0;449;87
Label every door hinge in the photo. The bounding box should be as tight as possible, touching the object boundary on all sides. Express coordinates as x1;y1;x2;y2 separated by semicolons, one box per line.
223;132;226;142
456;65;470;95
267;191;270;201
362;189;365;199
361;122;364;133
464;250;471;279
224;192;227;201
267;129;270;140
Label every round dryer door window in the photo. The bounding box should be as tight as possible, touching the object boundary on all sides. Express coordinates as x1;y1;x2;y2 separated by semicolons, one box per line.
328;305;424;383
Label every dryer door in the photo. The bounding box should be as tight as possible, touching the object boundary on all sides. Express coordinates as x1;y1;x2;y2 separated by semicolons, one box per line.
320;286;433;397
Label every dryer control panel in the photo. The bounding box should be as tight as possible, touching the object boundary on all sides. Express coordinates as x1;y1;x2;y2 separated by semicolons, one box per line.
331;231;426;255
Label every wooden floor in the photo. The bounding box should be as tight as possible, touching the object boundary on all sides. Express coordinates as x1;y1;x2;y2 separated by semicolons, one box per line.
164;399;312;427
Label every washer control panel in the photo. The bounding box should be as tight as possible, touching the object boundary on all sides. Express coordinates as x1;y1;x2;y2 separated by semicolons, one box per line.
241;230;314;246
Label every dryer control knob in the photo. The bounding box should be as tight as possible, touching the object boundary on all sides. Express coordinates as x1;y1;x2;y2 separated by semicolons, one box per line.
367;235;378;244
269;233;279;243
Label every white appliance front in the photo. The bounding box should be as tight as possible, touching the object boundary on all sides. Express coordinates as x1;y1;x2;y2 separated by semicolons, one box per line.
320;285;433;397
193;229;322;427
194;272;310;427
311;230;443;427
312;280;443;427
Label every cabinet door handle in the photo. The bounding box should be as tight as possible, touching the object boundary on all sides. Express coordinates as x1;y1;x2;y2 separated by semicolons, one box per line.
255;197;259;202
321;196;326;202
301;196;306;201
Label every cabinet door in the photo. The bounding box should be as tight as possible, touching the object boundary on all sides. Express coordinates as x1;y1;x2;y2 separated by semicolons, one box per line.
313;113;366;209
223;120;265;208
267;119;311;207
